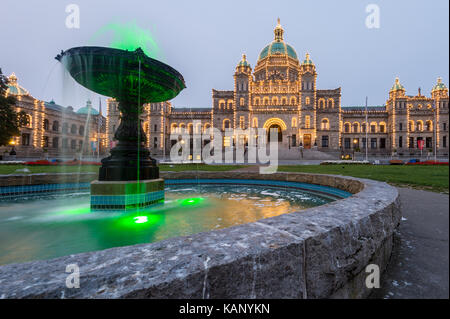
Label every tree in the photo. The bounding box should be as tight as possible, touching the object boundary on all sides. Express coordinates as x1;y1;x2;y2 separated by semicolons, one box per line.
0;68;28;146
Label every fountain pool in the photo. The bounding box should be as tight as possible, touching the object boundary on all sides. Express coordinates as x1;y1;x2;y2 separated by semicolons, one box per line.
0;179;350;266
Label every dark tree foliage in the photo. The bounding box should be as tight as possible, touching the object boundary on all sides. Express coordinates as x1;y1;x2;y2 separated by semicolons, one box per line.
0;68;28;146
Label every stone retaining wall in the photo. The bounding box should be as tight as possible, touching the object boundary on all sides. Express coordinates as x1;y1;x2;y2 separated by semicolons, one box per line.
0;171;401;299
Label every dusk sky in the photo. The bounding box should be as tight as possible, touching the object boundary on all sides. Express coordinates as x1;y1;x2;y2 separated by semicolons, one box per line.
1;0;449;112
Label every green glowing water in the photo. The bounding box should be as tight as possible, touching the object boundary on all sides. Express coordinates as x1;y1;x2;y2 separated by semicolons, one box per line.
89;21;163;60
0;185;333;266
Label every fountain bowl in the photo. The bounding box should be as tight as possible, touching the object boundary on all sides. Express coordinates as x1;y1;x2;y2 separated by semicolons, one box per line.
55;46;186;104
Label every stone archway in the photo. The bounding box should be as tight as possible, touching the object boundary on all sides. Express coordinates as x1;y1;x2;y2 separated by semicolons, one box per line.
263;118;287;143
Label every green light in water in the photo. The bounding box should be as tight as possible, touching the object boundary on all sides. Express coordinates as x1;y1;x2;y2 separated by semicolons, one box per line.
90;20;163;60
178;197;205;206
134;216;148;224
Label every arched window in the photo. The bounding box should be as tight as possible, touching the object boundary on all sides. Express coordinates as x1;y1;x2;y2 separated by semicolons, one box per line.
240;97;245;106
24;114;32;128
305;116;311;129
344;123;350;133
227;100;233;109
379;122;386;133
426;120;433;131
319;99;325;108
353;122;359;133
254;97;260;106
252;117;258;128
62;123;68;134
370;122;377;133
52;121;59;132
409;120;414;132
292;117;297;128
171;123;178;133
361;123;367;133
290;97;297;105
327;98;334;108
272;97;279;105
223;119;231;130
70;124;77;134
321;118;329;130
281;97;287;105
187;123;193;134
79;125;84;136
263;97;269;106
219;100;225;109
305;97;310;105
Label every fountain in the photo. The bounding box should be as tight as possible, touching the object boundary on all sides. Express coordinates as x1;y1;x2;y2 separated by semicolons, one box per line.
55;46;186;210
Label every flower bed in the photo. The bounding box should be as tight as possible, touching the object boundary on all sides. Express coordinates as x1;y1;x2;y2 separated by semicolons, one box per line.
406;160;449;166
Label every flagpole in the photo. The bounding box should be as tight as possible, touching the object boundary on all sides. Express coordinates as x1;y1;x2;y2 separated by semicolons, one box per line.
365;96;368;162
97;97;101;162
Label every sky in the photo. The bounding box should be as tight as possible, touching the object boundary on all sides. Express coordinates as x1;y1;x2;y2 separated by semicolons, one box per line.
1;0;449;112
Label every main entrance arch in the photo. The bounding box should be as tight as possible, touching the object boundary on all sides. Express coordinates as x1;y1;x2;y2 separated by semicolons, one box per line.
263;118;287;143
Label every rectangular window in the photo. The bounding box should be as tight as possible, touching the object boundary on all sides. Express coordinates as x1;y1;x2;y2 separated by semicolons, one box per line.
321;135;329;148
362;138;367;149
380;138;386;149
409;137;414;148
399;123;403;131
154;125;157;132
344;138;351;149
43;136;49;148
21;133;30;146
426;137;432;149
292;134;297;147
370;138;377;149
443;136;447;148
223;136;231;147
379;125;385;133
399;136;403;148
444;123;447;131
239;116;245;129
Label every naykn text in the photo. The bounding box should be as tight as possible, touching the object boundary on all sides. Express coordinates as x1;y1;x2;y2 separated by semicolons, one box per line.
179;303;270;316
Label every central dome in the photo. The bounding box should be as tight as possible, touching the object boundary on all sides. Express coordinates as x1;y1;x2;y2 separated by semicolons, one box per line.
258;19;298;61
259;42;298;60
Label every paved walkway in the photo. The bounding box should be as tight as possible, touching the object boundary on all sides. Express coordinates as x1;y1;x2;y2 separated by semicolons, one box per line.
370;188;449;299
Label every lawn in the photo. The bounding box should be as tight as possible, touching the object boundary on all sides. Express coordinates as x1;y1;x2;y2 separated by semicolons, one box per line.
277;165;449;194
0;163;447;194
0;163;246;175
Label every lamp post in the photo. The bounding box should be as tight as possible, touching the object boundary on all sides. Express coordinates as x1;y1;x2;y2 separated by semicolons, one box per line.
433;104;437;162
353;138;358;160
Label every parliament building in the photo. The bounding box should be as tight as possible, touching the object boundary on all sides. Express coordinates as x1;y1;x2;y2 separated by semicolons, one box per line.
3;20;449;159
107;20;449;159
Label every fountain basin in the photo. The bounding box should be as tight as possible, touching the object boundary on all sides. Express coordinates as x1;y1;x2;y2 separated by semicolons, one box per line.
0;171;401;299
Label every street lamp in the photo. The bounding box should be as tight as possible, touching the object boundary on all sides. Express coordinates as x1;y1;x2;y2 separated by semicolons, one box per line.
9;140;17;157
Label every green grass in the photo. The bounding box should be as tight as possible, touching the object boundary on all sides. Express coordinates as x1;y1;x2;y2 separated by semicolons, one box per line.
0;163;245;175
277;165;449;194
0;164;100;175
1;163;447;194
159;164;247;172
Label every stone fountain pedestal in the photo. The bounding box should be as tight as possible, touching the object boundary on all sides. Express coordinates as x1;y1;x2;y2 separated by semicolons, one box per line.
90;179;164;211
